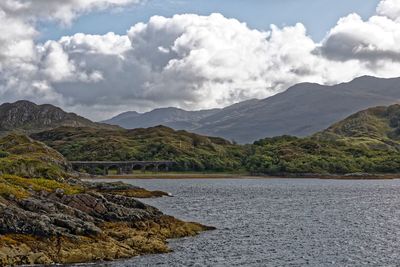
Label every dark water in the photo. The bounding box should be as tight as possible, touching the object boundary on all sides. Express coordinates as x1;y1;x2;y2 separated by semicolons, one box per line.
84;178;400;266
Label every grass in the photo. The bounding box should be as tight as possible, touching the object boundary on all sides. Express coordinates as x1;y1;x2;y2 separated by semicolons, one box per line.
0;175;83;199
0;133;69;180
0;179;29;199
3;175;83;195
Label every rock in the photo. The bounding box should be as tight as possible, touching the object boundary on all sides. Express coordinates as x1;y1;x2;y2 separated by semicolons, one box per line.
0;180;213;265
55;188;64;197
86;181;170;198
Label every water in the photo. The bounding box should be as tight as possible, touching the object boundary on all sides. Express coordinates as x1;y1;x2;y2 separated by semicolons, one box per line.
84;178;400;266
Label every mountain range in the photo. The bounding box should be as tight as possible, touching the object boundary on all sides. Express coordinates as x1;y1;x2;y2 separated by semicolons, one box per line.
30;103;400;175
2;90;400;174
104;76;400;143
2;75;400;144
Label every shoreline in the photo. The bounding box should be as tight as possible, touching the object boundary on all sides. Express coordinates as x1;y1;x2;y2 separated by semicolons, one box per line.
0;179;214;265
85;172;400;180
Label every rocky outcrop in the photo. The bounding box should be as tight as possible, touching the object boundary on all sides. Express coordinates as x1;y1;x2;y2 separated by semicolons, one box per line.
87;181;170;198
0;182;213;266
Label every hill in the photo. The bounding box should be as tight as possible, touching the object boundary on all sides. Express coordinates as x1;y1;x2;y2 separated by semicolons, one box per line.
0;100;118;135
31;125;245;172
0;133;70;180
246;104;400;175
104;76;400;143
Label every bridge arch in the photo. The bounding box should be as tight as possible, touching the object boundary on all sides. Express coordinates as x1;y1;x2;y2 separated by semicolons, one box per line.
70;161;176;175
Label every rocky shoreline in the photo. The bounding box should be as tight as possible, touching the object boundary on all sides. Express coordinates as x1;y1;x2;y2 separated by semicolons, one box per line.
0;180;214;265
0;134;214;266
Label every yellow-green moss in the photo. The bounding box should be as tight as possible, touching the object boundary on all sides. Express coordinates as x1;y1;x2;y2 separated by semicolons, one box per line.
2;175;83;195
0;178;29;199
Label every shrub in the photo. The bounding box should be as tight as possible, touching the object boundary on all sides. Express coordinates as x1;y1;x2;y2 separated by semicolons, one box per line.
0;151;9;158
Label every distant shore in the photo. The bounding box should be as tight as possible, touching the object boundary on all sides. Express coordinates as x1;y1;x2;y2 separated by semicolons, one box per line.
92;172;253;179
85;172;400;180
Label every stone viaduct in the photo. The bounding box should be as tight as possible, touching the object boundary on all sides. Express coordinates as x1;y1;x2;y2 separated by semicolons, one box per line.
70;161;176;175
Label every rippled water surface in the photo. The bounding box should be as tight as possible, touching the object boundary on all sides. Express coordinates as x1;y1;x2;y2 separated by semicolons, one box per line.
84;178;400;266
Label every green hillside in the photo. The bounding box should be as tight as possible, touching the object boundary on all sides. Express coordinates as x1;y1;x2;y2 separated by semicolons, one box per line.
0;133;70;180
30;104;400;176
32;125;245;172
246;105;400;175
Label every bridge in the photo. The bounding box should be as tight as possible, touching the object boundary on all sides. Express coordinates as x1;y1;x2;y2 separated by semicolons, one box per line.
70;161;176;175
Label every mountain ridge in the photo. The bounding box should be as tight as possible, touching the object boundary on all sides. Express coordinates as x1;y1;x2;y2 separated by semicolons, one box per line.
103;76;400;143
0;100;119;135
102;106;221;130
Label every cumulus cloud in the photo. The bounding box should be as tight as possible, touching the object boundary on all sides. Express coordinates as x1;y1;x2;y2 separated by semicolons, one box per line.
0;0;139;108
0;0;139;24
377;0;400;20
1;0;400;120
320;13;400;63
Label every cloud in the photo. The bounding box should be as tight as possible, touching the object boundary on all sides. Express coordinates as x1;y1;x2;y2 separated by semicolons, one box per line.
41;13;379;118
0;0;139;24
377;0;400;20
1;0;400;120
43;14;342;114
320;13;400;63
0;0;139;109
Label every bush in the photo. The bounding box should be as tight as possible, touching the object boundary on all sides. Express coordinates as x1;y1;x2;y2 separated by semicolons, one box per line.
0;151;9;158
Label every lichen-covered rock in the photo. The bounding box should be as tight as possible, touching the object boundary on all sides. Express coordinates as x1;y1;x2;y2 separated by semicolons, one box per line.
87;181;170;198
0;182;213;266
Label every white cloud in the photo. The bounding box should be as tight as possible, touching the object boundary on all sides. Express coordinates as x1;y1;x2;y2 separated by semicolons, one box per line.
377;0;400;21
0;0;139;109
43;13;379;118
1;0;400;120
0;0;139;24
320;13;400;63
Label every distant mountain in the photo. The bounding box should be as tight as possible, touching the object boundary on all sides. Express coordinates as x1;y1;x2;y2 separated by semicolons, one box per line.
105;76;400;144
195;76;400;143
102;107;221;130
0;100;118;135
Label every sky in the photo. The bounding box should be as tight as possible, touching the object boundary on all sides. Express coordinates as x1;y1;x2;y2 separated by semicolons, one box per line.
1;0;400;120
39;0;380;42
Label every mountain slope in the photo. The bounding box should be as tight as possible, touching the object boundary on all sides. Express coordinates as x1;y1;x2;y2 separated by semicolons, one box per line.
320;105;400;140
246;104;400;175
103;107;220;130
104;76;400;144
195;76;400;143
0;100;118;135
